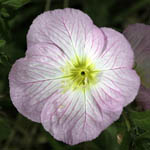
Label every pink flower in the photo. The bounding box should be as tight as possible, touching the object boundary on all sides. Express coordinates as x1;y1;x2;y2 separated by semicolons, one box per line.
123;23;150;110
9;8;140;145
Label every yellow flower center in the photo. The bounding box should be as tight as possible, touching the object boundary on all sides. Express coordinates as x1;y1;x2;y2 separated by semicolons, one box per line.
61;56;100;92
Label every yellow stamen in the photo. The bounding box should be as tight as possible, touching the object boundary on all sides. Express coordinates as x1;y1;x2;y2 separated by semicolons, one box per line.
61;56;100;92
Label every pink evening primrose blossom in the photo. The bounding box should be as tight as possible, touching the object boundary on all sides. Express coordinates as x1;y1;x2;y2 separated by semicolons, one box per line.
123;23;150;110
9;8;140;145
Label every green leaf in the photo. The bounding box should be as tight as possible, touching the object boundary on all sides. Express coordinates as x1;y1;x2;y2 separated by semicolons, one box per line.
0;8;10;18
1;0;31;9
0;52;10;66
129;110;150;131
0;17;10;38
0;40;6;47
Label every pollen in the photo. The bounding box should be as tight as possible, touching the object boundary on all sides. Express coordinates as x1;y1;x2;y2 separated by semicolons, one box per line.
61;56;100;92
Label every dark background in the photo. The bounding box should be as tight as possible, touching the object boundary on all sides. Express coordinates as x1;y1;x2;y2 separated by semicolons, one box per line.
0;0;150;149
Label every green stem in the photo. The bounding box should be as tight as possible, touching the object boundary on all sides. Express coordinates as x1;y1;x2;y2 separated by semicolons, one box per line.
123;112;131;131
45;0;51;11
64;0;69;8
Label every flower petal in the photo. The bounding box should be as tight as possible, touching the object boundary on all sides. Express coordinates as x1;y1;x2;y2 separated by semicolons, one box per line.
96;28;134;70
123;23;150;88
136;85;150;110
9;44;65;122
95;69;140;106
26;43;68;70
41;88;122;145
84;26;106;60
27;8;94;59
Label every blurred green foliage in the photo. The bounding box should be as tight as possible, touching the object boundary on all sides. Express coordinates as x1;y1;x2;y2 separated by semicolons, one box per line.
0;0;150;149
0;0;31;9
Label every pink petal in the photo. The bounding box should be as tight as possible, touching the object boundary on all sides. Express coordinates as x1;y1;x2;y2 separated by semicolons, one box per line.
26;43;68;69
41;89;122;145
9;44;65;122
97;27;134;70
136;85;150;110
123;23;150;87
95;68;140;106
27;8;94;59
84;26;106;60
